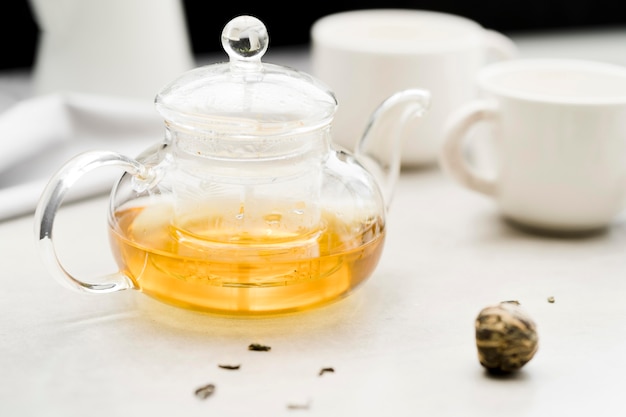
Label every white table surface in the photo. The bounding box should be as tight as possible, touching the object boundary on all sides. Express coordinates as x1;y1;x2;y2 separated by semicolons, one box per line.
3;26;626;416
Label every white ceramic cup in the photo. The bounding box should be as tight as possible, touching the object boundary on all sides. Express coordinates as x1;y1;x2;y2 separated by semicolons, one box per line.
29;0;194;102
440;58;626;233
311;9;518;166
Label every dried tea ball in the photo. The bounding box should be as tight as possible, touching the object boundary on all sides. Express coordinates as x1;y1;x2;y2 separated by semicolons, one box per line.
475;300;538;374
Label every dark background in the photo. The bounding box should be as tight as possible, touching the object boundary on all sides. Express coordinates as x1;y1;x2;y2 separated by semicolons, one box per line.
4;0;626;70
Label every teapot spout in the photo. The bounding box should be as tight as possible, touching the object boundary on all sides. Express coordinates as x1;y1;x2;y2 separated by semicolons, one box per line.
355;89;431;209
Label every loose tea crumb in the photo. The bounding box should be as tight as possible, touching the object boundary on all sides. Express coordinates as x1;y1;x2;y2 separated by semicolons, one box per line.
547;296;555;303
475;300;539;374
218;364;241;370
194;383;216;399
248;343;271;351
318;367;335;376
287;400;311;410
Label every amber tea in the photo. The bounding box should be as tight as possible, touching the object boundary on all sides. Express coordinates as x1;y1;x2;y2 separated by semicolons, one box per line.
108;202;385;315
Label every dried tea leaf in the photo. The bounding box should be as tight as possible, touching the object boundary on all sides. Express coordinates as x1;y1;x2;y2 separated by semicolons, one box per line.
287;399;311;410
194;383;216;399
318;367;335;376
248;343;271;351
218;364;241;370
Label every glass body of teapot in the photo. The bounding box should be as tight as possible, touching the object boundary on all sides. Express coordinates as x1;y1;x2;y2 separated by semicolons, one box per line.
35;15;429;316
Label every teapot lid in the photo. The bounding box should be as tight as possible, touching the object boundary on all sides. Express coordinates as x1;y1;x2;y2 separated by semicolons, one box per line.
155;15;337;136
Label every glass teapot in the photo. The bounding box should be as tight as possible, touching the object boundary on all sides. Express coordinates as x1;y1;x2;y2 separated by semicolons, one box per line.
35;16;430;316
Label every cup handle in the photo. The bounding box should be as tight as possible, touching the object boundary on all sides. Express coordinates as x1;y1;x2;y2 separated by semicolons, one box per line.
34;150;156;294
484;29;519;60
439;99;498;196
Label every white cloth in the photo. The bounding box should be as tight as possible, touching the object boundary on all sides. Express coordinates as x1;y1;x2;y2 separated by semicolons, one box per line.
0;93;162;220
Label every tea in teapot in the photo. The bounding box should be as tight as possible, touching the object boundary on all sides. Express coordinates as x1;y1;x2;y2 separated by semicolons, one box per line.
110;201;384;314
35;15;430;315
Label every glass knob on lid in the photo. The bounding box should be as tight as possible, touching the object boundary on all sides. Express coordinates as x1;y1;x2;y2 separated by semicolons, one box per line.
221;14;268;70
154;15;337;138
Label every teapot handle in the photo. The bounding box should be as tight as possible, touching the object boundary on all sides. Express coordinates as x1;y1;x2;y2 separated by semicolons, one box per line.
34;150;155;294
